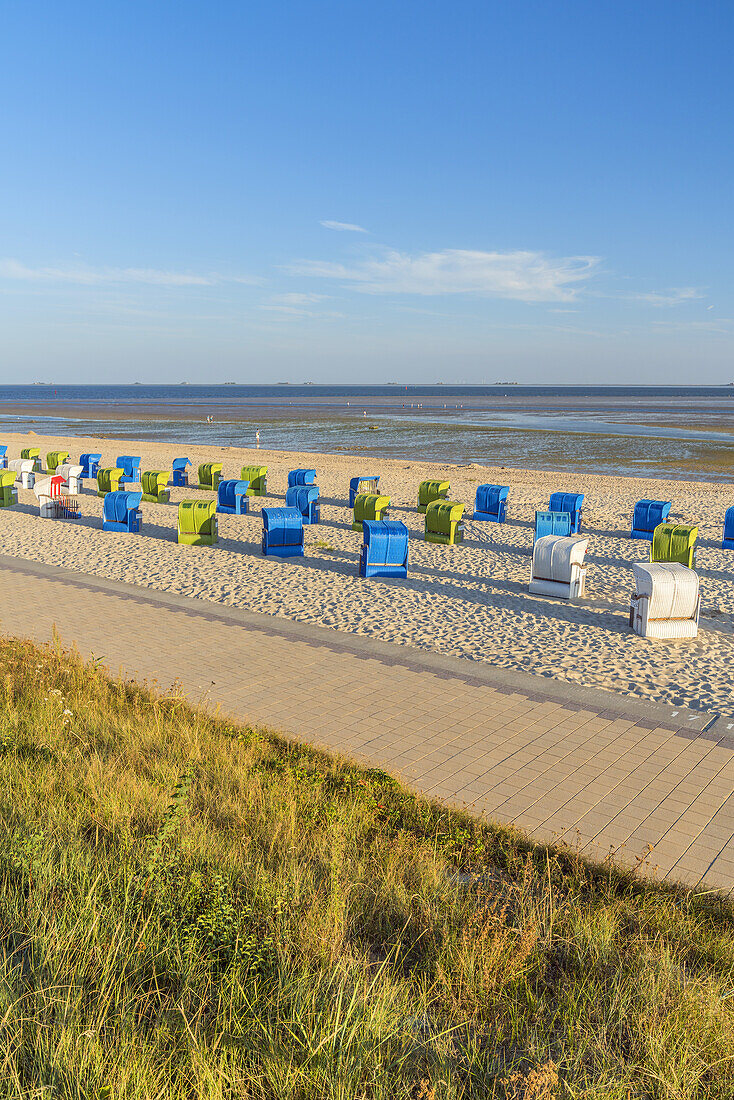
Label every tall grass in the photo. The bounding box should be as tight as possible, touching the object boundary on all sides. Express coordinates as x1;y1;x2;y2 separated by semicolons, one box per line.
0;634;732;1098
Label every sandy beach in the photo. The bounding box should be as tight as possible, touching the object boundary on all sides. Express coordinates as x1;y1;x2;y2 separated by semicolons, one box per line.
0;429;732;716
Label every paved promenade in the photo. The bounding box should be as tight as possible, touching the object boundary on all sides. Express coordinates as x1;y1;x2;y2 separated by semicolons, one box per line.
1;552;733;893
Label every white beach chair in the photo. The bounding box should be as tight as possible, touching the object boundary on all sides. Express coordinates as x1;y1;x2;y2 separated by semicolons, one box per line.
629;563;700;639
529;535;589;600
7;458;36;489
33;476;64;519
56;462;84;495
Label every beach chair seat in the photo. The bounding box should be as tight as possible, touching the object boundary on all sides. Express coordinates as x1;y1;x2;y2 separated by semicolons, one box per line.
178;500;218;545
56;463;84;495
474;484;509;523
102;490;142;533
261;507;304;557
722;507;734;550
352;492;391;531
359;519;409;578
0;469;19;508
171;456;191;487
417;479;450;514
287;468;316;488
650;523;698;569
535;510;572;541
116;455;141;486
631;499;672;541
97;467;124;497
240;465;268;496
529;535;589;600
79;453;102;479
197;462;223;491
7;458;36;489
46;450;69;474
141;470;171;504
548;492;584;534
34;475;65;519
216;478;250;515
630;563;700;639
20;447;42;472
349;475;380;507
285;485;320;524
0;446;7;470
425;500;465;545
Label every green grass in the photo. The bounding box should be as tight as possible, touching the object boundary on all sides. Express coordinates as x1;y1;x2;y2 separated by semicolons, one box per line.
1;635;733;1098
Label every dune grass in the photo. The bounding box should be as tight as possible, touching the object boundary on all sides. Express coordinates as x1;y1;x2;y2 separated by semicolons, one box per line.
0;635;733;1098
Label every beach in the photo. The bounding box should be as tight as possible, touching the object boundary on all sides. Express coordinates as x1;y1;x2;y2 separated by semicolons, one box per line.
0;428;732;716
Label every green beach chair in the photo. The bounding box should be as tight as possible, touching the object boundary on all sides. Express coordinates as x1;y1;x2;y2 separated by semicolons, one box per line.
97;467;124;497
418;479;450;514
240;464;268;496
651;523;698;569
352;492;391;531
0;469;18;508
21;447;41;472
178;500;218;546
197;462;223;491
141;469;171;504
46;450;69;474
425;500;465;545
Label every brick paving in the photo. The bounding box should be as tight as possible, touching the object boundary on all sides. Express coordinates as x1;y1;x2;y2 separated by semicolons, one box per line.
1;553;733;893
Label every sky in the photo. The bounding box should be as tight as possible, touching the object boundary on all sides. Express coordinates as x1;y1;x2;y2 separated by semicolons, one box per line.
1;1;733;384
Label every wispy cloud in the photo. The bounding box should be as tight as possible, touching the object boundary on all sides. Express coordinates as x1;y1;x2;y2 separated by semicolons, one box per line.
630;286;705;307
261;291;342;320
319;220;368;233
0;258;260;287
287;248;599;302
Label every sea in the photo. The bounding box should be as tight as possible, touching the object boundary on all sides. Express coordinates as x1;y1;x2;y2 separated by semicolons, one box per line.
1;384;733;483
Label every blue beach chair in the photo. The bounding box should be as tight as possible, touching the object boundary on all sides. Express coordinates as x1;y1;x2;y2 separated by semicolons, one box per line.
285;484;320;524
216;478;250;515
631;499;672;541
360;519;409;578
0;446;7;470
474;484;509;523
549;492;584;534
79;452;102;479
287;468;316;488
262;507;304;558
102;491;142;533
172;457;191;487
349;475;380;508
722;507;734;550
535;511;572;541
116;455;141;486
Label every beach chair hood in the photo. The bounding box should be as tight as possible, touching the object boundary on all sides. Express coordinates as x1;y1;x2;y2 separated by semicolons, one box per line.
533;535;589;583
179;500;216;534
632;562;699;621
104;491;142;523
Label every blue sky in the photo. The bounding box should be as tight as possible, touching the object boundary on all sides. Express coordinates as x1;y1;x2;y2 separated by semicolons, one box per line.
1;1;732;383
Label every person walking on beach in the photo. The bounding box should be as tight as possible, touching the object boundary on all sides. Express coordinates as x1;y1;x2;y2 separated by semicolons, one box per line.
256;428;260;448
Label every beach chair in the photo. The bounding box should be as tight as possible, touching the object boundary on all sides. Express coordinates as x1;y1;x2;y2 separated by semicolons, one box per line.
261;507;304;557
352;492;391;531
240;465;267;496
97;467;124;497
474;484;509;523
34;475;65;519
285;484;320;524
0;446;7;470
630;499;672;541
529;535;589;600
349;475;380;508
56;463;84;495
140;470;171;504
425;500;465;545
197;462;223;491
534;510;572;541
0;469;19;508
650;523;698;569
102;490;142;533
172;456;191;487
548;492;584;534
216;478;249;515
417;479;450;514
287;468;316;488
116;455;141;486
359;519;409;578
178;500;218;545
20;447;41;472
79;453;102;479
723;507;734;550
630;563;700;639
7;458;36;489
46;450;69;474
